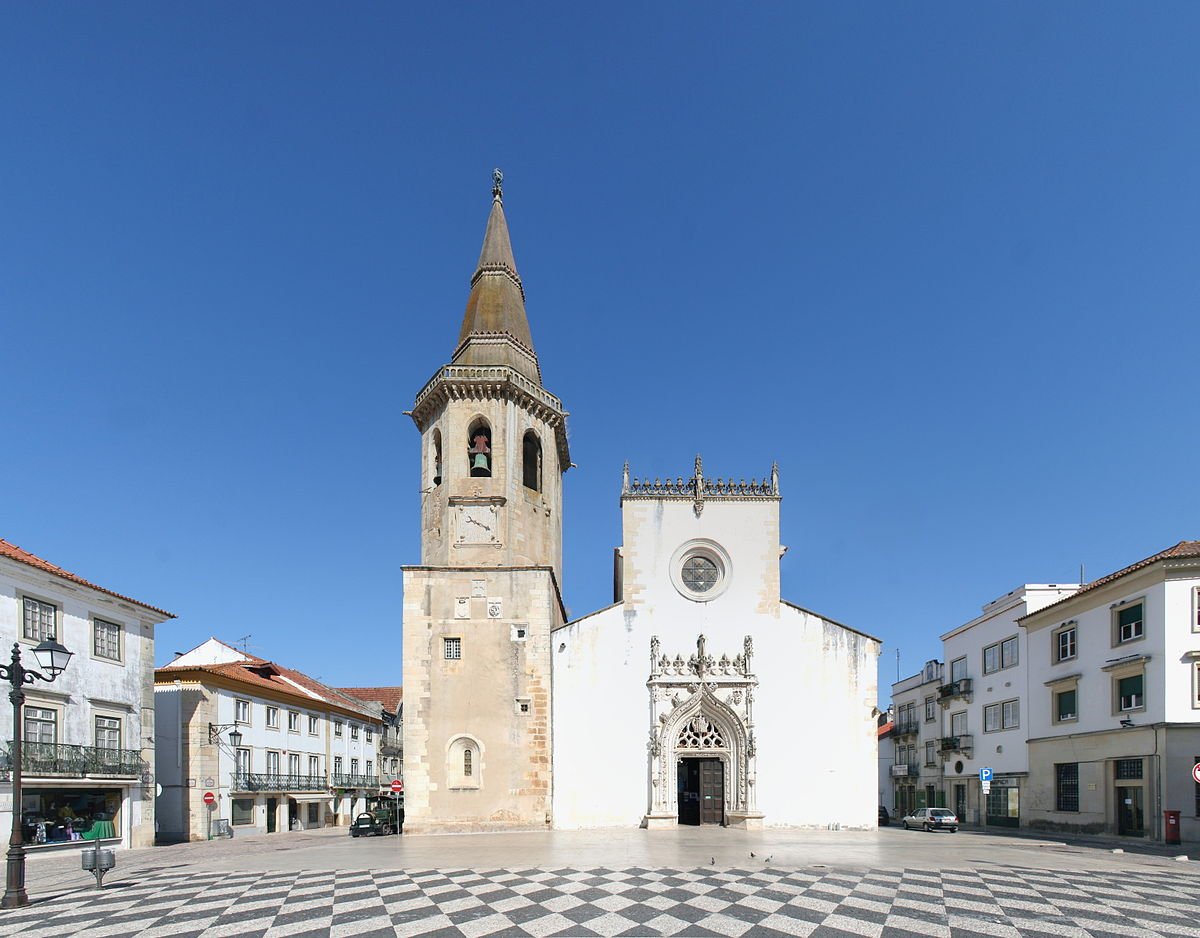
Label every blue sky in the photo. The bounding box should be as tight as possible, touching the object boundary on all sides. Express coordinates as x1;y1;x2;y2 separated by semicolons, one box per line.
3;4;1197;697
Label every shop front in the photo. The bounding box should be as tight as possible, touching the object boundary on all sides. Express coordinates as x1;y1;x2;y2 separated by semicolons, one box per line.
20;784;123;846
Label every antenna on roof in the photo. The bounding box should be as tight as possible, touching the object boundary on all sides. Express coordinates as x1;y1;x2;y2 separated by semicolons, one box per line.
895;648;900;683
236;634;251;653
1080;563;1085;586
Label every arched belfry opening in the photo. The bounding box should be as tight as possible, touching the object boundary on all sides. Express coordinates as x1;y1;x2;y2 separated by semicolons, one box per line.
522;430;542;492
430;428;443;487
467;419;492;477
644;634;763;830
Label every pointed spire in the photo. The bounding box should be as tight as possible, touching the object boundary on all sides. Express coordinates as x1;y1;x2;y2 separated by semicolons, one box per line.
453;168;540;383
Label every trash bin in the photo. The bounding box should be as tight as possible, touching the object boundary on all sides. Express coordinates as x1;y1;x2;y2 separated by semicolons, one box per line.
1164;809;1181;845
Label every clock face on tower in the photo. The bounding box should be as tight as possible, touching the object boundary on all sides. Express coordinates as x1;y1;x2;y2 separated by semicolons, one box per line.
454;504;500;546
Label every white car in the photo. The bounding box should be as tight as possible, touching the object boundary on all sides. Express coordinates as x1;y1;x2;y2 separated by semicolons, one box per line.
901;807;959;832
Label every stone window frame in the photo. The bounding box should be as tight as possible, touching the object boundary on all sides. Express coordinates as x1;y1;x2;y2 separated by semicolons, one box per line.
94;712;122;750
265;706;279;730
1056;762;1079;812
668;538;733;603
924;696;936;722
307;714;319;735
949;656;968;684
333;720;344;737
446;734;483;791
1112;597;1146;647
1052;621;1077;664
522;429;542;492
234;698;250;725
231;797;255;826
91;615;124;665
19;593;59;645
515;697;531;716
444;636;463;660
1046;673;1081;725
1103;656;1149;715
287;710;300;733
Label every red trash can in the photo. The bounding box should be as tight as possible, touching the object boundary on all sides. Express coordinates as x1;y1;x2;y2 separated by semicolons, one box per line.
1164;809;1181;845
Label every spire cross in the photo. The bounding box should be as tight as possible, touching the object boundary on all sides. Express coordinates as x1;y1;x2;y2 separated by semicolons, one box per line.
693;453;705;517
492;168;503;201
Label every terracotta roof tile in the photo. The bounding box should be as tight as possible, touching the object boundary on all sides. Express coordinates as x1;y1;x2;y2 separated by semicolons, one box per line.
0;537;174;618
335;687;403;712
1022;540;1200;621
156;658;381;721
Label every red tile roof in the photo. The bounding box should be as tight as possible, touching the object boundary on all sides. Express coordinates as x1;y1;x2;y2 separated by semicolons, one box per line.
157;658;381;721
1022;540;1200;621
0;537;174;618
336;686;403;713
877;721;894;739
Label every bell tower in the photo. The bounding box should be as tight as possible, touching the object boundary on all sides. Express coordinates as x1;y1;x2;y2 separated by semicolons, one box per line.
402;171;570;832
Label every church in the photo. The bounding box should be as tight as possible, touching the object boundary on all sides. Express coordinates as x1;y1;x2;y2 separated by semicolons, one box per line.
401;173;880;833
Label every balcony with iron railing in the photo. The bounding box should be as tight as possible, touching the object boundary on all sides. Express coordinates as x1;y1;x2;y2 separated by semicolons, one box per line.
937;677;972;704
231;773;327;793
331;774;380;790
893;718;921;738
890;762;920;778
938;735;973;754
3;742;143;778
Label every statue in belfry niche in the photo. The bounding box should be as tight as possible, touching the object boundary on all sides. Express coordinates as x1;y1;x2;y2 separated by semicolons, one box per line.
468;430;491;477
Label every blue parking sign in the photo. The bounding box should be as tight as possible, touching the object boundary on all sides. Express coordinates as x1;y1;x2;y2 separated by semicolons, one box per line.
979;767;993;782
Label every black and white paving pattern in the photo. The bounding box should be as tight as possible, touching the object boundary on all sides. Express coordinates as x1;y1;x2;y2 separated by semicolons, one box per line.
3;864;1199;938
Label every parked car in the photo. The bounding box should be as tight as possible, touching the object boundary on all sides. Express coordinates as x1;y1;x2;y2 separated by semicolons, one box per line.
878;806;890;826
901;807;958;832
349;811;394;837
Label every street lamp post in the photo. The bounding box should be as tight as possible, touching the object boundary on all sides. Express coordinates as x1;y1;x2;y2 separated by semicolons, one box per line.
2;638;74;909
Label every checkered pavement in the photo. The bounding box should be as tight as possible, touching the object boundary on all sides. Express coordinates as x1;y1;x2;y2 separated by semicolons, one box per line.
2;864;1198;937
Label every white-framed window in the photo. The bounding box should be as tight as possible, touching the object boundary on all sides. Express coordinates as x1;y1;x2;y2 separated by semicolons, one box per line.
236;748;251;775
266;706;279;728
366;759;373;777
1055;687;1078;722
334;721;343;737
1055;625;1077;663
366;728;373;743
231;798;254;825
951;711;968;736
95;715;121;749
22;597;56;642
1118;673;1144;712
448;735;481;790
950;657;967;683
266;751;280;775
924;696;935;722
1003;699;1019;729
350;758;359;776
333;755;343;776
924;740;936;765
350;725;359;740
444;637;462;660
93;618;122;662
288;753;300;777
235;699;250;724
287;711;299;732
308;755;320;777
1194;586;1200;633
24;706;57;744
983;636;1018;674
1114;601;1144;645
308;715;319;735
515;698;531;715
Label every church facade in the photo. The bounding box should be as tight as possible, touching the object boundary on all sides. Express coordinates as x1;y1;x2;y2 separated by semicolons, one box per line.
402;174;880;833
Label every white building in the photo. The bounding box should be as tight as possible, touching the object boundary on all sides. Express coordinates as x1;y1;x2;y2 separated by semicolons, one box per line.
1020;540;1200;842
1;538;174;850
938;584;1077;827
155;638;384;841
553;460;881;830
887;660;943;818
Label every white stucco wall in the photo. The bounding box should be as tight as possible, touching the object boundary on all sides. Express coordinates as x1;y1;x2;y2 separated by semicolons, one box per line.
0;556;168;848
552;491;879;829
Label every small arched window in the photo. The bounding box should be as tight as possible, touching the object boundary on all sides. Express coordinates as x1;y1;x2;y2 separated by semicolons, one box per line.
463;749;473;777
467;419;492;478
431;428;443;486
522;430;542;492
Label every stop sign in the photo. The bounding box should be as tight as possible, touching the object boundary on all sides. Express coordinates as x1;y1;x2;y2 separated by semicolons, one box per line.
203;791;216;806
390;779;403;794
